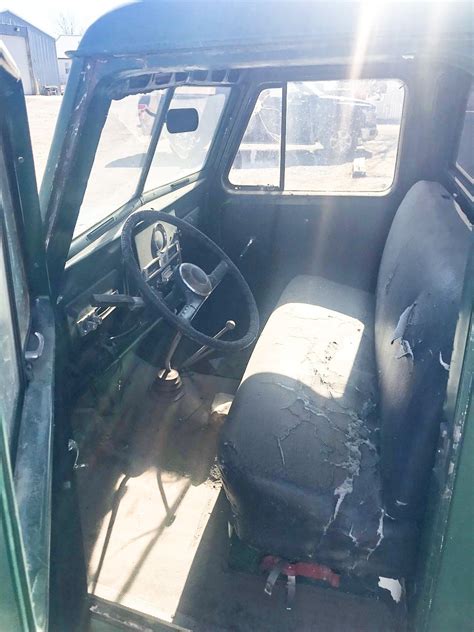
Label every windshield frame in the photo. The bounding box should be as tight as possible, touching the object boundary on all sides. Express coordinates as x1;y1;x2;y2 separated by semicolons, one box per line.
70;80;232;247
40;62;238;284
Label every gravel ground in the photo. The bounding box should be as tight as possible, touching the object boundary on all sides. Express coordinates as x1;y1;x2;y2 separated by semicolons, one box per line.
231;124;401;193
25;95;63;185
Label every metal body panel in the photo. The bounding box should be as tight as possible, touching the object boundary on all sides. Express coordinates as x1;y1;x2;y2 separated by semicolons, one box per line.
0;41;54;632
0;412;35;632
414;248;474;631
14;299;55;631
76;2;473;71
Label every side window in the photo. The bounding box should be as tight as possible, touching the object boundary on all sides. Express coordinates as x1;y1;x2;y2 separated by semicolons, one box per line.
229;79;405;193
455;84;473;183
229;88;282;187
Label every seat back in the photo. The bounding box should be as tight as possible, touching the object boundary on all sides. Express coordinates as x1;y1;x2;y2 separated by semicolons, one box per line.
375;181;471;519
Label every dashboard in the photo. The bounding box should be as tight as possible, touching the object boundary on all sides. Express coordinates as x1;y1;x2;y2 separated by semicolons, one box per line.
133;219;181;286
61;183;204;393
66;218;182;346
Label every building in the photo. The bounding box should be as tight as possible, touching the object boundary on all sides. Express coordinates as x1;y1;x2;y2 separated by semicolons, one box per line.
56;35;81;87
0;10;60;94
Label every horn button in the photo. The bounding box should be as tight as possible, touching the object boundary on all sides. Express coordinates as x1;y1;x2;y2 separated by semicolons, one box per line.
177;262;213;297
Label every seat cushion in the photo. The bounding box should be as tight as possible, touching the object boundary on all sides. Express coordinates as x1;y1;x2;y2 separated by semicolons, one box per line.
219;275;417;577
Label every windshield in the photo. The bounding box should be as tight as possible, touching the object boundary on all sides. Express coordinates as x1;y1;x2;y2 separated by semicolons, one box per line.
74;85;230;238
144;86;230;190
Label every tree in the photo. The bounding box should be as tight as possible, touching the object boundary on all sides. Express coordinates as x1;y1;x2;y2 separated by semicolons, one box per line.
56;12;81;36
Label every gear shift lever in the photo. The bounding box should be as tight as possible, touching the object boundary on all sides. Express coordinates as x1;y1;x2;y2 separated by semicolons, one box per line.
181;320;236;369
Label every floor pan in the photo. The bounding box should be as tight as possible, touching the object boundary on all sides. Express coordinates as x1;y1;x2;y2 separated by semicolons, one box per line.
75;368;400;631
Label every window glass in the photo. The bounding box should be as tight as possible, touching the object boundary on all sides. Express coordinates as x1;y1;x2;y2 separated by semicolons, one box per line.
0;218;20;446
285;80;404;192
75;90;165;237
229;80;405;193
144;86;230;191
456;84;474;181
229;88;282;187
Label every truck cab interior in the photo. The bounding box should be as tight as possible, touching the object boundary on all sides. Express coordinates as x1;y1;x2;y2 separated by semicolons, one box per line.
1;3;473;632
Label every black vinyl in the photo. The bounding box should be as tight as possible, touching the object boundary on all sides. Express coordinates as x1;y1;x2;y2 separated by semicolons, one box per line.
121;209;259;352
375;181;472;519
218;181;471;578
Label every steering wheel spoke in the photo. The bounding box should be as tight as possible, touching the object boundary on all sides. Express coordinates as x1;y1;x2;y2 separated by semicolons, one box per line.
208;260;229;290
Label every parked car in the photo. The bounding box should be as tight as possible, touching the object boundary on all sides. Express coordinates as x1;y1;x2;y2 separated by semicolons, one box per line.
243;82;378;160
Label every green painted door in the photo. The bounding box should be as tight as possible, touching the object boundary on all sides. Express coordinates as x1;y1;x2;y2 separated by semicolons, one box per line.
0;44;55;632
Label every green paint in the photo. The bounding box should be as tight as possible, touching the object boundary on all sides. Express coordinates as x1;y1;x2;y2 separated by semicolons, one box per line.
414;252;474;630
0;417;35;632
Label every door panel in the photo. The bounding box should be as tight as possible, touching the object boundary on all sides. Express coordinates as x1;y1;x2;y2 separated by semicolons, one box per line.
216;191;402;315
210;68;434;311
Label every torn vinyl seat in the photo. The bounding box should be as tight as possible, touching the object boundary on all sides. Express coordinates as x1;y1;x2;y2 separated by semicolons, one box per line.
218;181;471;579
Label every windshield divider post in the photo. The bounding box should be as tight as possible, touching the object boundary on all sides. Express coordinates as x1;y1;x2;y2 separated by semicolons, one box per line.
134;87;175;198
279;82;287;191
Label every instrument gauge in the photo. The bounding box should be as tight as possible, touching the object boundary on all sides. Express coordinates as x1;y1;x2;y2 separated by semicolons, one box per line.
151;223;167;257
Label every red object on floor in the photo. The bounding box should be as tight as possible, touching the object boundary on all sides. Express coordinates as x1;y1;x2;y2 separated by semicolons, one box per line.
261;555;341;589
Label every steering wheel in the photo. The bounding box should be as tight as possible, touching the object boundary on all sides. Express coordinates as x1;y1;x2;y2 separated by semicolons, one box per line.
121;210;259;352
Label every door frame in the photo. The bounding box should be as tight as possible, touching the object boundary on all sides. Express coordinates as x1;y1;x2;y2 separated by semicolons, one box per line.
0;43;54;631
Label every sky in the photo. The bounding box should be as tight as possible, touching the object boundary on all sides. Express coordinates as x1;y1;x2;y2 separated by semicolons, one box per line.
2;0;129;37
5;0;459;39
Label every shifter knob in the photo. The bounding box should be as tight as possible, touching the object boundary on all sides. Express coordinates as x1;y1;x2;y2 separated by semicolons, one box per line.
225;320;236;331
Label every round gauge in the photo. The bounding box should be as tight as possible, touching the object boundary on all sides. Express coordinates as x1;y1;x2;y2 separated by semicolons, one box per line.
151;223;168;257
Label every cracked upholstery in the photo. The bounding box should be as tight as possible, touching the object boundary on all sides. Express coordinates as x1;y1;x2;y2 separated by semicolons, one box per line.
218;181;470;579
219;276;417;577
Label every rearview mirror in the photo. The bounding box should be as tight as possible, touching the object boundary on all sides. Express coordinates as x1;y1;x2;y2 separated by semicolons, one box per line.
166;108;199;134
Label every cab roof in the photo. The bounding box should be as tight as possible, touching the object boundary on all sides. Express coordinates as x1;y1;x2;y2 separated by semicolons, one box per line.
77;1;473;71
